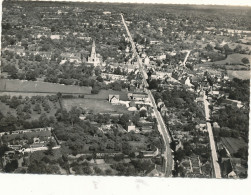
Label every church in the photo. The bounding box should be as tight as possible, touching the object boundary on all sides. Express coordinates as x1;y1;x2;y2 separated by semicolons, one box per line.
87;40;102;66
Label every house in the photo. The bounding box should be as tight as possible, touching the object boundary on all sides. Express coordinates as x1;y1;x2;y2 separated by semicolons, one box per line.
127;121;135;132
8;145;22;151
139;106;147;111
31;51;52;60
61;52;82;64
50;35;61;40
157;54;166;60
139;147;159;158
184;77;194;87
108;95;120;104
160;105;168;116
128;92;148;101
223;99;243;108
3;45;25;56
147;165;163;177
103;11;111;15
77;36;92;42
157;101;165;109
150;40;161;45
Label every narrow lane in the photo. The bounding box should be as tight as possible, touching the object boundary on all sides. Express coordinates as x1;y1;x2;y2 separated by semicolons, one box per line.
183;50;190;67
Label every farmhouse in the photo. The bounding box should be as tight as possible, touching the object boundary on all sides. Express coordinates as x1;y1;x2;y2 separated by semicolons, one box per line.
108;94;120;104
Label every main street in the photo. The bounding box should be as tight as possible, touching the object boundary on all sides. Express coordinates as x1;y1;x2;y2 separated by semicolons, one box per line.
203;91;221;178
121;14;173;176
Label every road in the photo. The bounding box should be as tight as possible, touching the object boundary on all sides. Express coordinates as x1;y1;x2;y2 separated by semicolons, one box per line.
121;14;173;177
182;50;190;67
203;91;221;178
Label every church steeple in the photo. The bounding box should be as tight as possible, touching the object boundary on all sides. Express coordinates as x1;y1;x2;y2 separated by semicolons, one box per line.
87;39;101;66
91;40;96;60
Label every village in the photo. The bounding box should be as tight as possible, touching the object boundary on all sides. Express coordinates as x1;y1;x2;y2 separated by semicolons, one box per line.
0;2;250;178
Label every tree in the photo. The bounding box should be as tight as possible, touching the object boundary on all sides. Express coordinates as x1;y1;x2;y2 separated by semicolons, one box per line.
241;57;249;64
96;75;103;82
112;82;122;91
35;54;42;62
91;86;100;94
139;109;147;118
69;107;81;126
0;145;10;157
205;44;213;51
45;140;55;155
5;159;18;173
26;70;37;81
119;114;130;129
148;79;159;89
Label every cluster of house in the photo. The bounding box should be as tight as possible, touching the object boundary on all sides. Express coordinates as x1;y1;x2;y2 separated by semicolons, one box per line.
180;154;211;178
0;127;57;172
198;27;251;39
107;91;155;133
217;137;247;178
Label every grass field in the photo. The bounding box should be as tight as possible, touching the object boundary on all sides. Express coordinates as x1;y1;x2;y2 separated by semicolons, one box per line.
0;79;92;94
221;137;247;155
205;54;251;66
229;42;251;51
0;92;59;97
62;98;129;114
227;70;250;80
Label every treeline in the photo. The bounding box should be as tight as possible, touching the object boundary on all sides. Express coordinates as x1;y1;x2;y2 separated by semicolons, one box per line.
212;105;249;142
221;78;250;103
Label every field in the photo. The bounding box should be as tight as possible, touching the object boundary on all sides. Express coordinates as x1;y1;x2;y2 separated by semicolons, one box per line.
85;89;129;101
0;92;59;97
227;70;250;80
205;54;251;66
221;137;247;155
0;79;92;94
228;42;251;51
62;98;129;114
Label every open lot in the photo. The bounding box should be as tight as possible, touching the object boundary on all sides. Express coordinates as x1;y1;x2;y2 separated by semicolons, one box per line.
62;98;129;114
0;79;92;94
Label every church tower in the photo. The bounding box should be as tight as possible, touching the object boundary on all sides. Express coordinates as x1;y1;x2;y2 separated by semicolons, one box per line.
90;40;96;62
87;40;101;66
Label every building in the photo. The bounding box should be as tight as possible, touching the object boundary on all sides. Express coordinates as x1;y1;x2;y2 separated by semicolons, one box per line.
3;45;25;56
128;92;148;101
87;40;102;66
103;11;111;15
127;121;136;132
108;94;120;104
